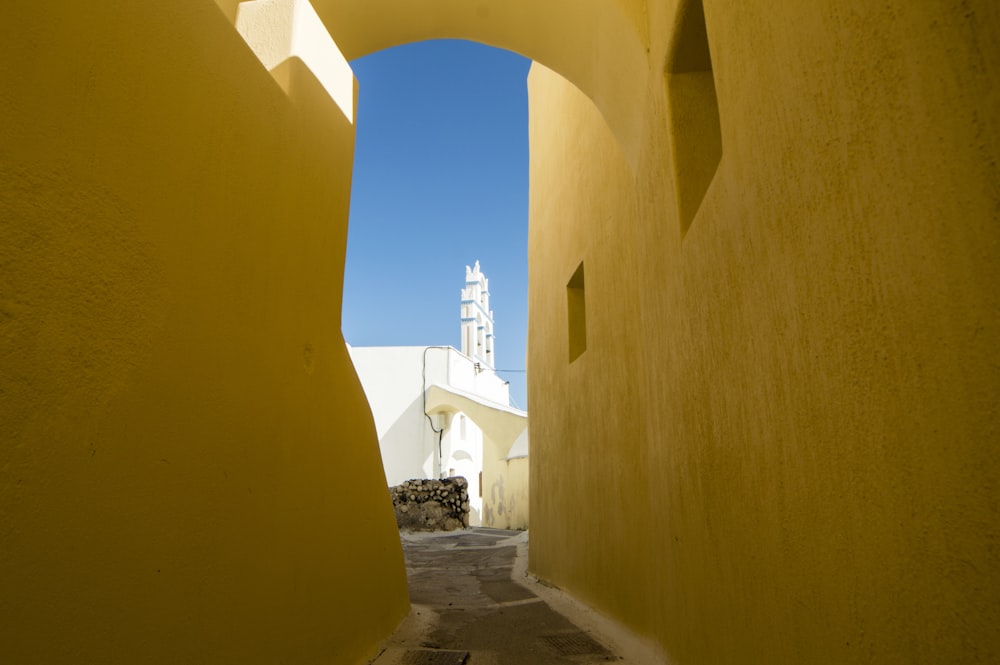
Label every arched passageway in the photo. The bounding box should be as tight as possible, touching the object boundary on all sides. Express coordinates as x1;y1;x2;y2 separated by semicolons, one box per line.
3;2;997;664
222;0;650;165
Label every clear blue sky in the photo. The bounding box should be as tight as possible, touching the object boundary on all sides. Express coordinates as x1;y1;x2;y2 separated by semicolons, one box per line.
342;40;531;409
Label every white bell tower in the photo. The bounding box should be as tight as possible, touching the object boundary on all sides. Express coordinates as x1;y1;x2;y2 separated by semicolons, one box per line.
460;261;495;369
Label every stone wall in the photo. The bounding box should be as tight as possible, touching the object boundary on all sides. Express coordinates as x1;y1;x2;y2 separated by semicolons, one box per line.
391;477;470;531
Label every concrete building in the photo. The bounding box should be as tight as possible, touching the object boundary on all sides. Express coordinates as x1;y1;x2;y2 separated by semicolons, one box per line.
350;262;528;528
2;1;998;664
348;344;528;527
460;260;495;369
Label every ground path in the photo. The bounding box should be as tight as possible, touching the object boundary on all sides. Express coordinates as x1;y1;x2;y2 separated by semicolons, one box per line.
370;528;658;665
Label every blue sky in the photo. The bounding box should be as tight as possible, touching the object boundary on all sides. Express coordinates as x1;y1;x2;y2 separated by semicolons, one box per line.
342;40;531;409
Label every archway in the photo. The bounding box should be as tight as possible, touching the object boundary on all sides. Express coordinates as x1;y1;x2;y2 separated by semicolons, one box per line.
226;0;628;536
220;0;649;165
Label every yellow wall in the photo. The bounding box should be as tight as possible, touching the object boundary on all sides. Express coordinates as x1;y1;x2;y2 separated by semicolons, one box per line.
527;61;654;636
528;1;1000;663
311;0;651;165
3;0;998;663
0;3;406;663
482;443;529;531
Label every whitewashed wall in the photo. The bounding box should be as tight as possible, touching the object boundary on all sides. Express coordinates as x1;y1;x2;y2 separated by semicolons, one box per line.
348;345;515;525
347;346;438;485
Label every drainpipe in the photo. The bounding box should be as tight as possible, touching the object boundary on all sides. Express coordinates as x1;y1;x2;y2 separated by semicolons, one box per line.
422;346;450;478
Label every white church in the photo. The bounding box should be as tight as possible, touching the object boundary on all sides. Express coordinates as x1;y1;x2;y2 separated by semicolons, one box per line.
348;262;529;529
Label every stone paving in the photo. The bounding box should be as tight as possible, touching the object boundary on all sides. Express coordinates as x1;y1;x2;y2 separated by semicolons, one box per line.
369;528;622;665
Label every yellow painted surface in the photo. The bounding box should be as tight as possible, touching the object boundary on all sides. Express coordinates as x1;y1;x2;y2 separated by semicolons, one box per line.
423;384;528;529
528;1;1000;663
527;62;654;638
236;0;356;122
0;3;406;663
566;262;587;362
424;385;526;453
311;0;650;165
3;0;999;663
482;444;529;531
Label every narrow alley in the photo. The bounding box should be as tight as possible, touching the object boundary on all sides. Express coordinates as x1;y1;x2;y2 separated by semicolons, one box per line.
4;4;996;664
370;528;653;665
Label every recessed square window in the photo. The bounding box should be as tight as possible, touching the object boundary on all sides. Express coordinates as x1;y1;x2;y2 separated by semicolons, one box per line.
567;262;586;362
665;0;722;237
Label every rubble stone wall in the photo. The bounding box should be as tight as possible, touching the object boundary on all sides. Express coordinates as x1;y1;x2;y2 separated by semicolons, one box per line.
390;477;470;531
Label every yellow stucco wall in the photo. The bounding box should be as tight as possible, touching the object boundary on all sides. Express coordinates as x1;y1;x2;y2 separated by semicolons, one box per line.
311;0;650;166
482;443;529;531
527;61;654;636
528;1;1000;663
0;3;406;663
4;0;998;663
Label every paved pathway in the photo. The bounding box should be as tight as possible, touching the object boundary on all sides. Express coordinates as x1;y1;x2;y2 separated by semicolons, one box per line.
370;528;621;665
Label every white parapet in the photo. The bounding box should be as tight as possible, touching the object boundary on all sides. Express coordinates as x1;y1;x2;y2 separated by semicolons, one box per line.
235;0;355;122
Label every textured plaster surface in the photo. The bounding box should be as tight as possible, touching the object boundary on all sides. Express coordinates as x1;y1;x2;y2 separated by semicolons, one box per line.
482;455;529;531
2;0;998;663
527;61;653;639
309;0;650;166
0;3;406;664
528;1;1000;663
236;0;355;121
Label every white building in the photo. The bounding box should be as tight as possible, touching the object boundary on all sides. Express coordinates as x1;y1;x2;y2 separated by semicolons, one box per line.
461;260;495;369
348;263;528;528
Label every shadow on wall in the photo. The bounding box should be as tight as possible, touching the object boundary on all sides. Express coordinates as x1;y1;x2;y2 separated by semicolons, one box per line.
483;454;529;530
483;474;507;526
377;394;438;483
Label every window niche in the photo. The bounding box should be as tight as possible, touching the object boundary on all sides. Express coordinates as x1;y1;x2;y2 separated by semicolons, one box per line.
665;0;722;237
567;262;587;362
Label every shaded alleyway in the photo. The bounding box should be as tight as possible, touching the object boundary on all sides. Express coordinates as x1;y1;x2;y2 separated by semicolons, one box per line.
370;528;641;665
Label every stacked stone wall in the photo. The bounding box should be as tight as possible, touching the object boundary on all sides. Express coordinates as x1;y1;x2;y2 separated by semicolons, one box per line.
390;477;470;531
